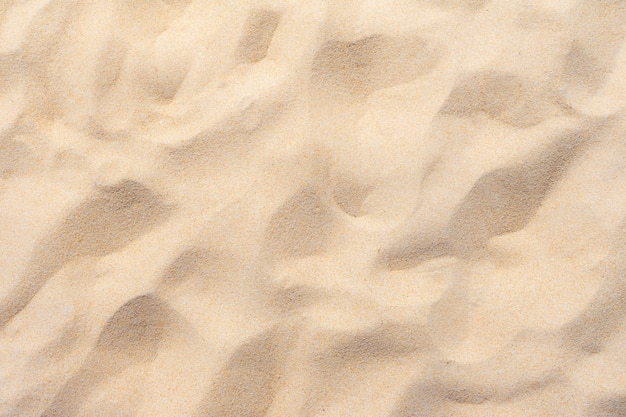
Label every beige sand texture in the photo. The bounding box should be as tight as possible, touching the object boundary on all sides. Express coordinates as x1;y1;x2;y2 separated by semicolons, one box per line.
1;0;625;415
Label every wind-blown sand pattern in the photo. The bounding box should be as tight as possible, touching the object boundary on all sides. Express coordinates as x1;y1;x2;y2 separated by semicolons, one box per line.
1;1;625;416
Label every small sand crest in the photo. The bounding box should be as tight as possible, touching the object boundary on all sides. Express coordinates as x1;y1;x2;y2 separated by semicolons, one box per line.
0;180;169;329
41;294;187;417
194;326;295;417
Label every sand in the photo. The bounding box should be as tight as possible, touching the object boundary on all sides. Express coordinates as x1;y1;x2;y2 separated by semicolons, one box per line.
0;0;625;416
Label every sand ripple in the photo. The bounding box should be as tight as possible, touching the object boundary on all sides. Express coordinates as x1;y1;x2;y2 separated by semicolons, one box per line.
0;1;625;416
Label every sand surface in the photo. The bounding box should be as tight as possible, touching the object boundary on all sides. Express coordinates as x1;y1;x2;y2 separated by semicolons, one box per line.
1;1;625;416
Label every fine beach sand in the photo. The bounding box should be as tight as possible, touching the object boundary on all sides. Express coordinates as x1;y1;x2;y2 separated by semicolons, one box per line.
1;1;625;416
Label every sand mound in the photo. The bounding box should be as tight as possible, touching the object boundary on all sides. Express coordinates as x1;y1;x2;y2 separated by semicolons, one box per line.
1;1;625;416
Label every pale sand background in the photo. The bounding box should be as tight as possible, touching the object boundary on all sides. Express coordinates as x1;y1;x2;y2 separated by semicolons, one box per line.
0;1;625;416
